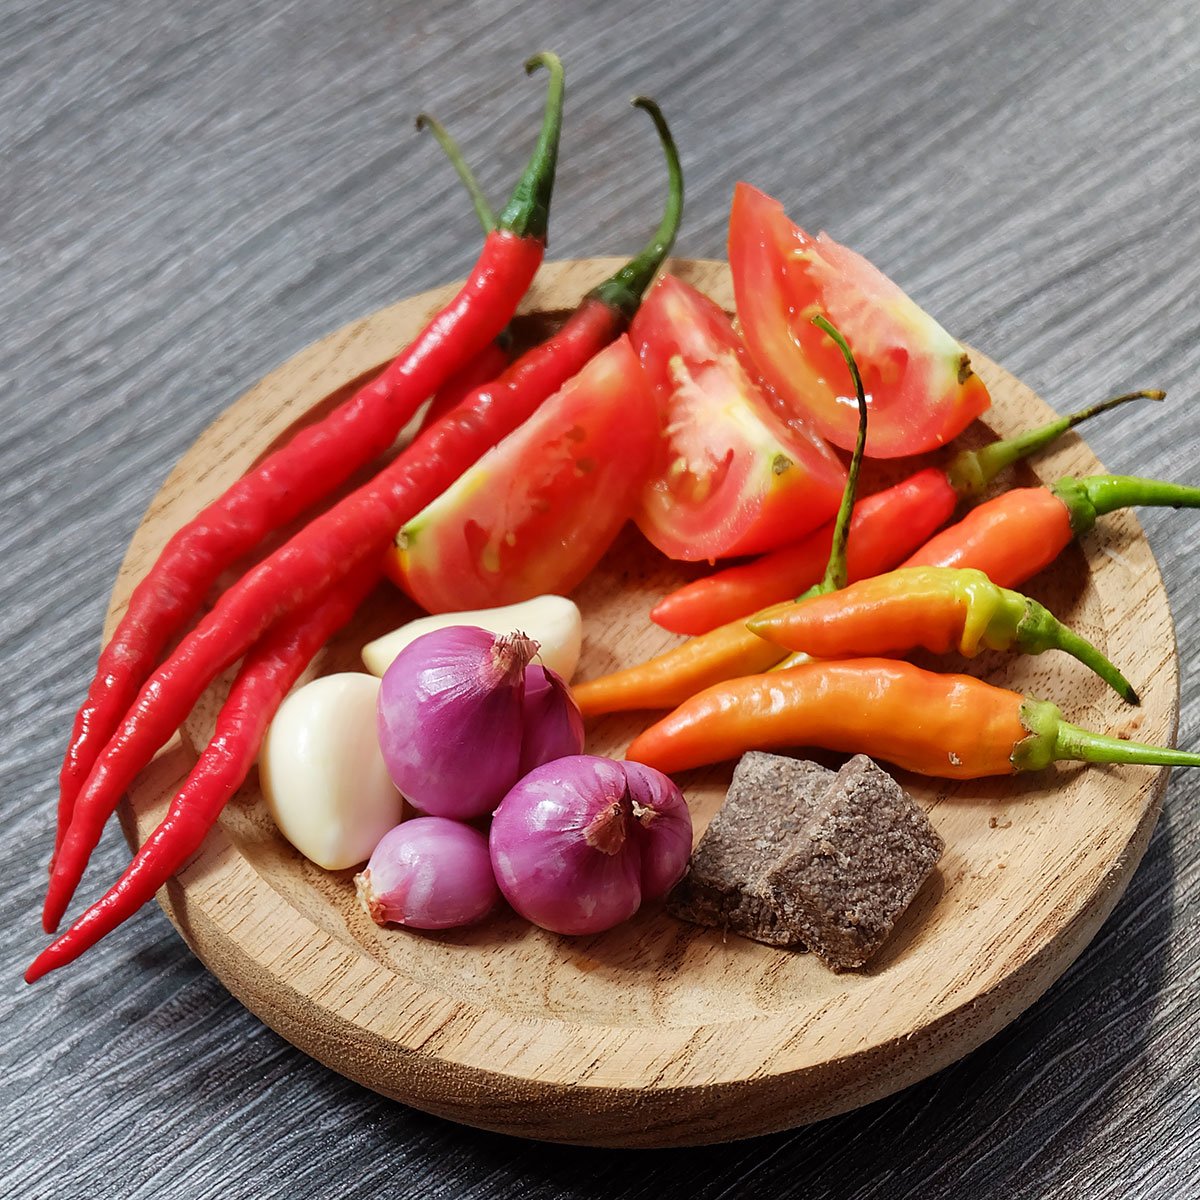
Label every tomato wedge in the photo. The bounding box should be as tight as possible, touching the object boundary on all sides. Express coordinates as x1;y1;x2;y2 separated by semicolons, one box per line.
630;275;846;561
729;182;991;458
386;336;657;612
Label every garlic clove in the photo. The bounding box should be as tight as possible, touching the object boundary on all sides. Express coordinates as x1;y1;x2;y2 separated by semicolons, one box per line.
260;672;403;870
361;594;582;681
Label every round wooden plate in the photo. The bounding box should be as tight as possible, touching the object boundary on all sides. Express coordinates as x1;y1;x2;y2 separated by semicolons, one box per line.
112;259;1178;1147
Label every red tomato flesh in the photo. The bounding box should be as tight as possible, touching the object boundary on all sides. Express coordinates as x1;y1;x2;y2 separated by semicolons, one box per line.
728;182;991;458
630;275;846;561
386;336;657;612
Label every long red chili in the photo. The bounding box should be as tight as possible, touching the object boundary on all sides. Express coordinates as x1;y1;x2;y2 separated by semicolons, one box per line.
44;97;684;933
422;336;512;430
651;389;1163;635
25;561;380;983
414;113;514;433
51;53;564;864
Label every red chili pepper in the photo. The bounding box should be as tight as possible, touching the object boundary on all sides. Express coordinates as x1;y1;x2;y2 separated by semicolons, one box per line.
52;53;565;865
44;97;683;934
414;113;513;434
902;472;1200;587
651;390;1163;635
25;561;380;983
421;335;512;430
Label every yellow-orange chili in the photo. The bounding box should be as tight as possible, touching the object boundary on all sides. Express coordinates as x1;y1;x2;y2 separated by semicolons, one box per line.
748;565;1137;703
623;658;1200;780
573;620;783;717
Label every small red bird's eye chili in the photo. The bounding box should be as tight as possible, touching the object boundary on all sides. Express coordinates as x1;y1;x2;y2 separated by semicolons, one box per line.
25;561;380;983
623;658;1200;781
748;564;1138;703
44;96;684;934
52;53;566;865
650;389;1163;635
648;470;957;637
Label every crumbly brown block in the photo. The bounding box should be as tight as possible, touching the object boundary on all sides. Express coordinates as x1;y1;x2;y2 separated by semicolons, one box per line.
667;752;834;946
765;755;944;970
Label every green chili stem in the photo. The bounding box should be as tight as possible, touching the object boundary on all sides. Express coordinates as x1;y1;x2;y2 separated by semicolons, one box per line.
1015;698;1200;771
497;51;565;241
1053;473;1200;535
587;97;684;319
1054;722;1200;767
1014;600;1138;704
1082;474;1200;517
416;114;497;234
804;315;868;598
946;389;1165;498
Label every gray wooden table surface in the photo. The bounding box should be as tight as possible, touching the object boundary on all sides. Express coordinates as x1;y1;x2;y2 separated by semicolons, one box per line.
3;0;1198;1196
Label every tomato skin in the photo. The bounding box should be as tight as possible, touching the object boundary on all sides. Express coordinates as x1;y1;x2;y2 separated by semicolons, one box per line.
386;336;656;613
630;275;846;561
729;182;991;458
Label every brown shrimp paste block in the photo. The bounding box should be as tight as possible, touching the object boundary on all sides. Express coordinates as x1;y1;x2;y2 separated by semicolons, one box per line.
765;754;944;970
667;752;834;946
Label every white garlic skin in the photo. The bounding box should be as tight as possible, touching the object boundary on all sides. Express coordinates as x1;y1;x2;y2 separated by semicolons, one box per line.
260;673;403;870
361;594;582;681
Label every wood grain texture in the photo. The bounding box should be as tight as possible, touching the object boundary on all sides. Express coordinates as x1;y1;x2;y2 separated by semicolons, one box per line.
3;0;1198;1193
102;258;1176;1147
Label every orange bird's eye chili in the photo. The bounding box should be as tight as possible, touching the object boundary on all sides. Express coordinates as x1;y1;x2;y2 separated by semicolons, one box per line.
623;658;1200;781
650;389;1163;636
900;473;1200;587
748;564;1138;703
52;53;565;868
43;94;684;936
25;561;380;983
